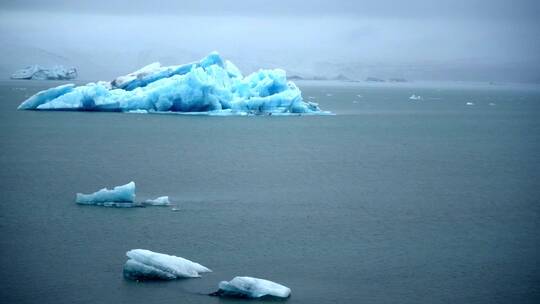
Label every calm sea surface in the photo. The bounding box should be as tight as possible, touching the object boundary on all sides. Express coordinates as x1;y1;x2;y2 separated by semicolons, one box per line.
0;80;539;303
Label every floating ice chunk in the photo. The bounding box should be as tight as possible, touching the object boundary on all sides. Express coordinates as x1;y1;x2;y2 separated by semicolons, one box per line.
211;276;291;298
76;182;136;205
409;94;422;100
18;52;328;115
488;102;496;106
326;93;333;97
466;102;475;106
123;249;211;280
11;65;77;80
143;196;171;206
357;94;363;98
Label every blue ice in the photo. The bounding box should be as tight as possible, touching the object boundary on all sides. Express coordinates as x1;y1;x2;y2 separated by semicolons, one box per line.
17;52;330;115
76;181;136;206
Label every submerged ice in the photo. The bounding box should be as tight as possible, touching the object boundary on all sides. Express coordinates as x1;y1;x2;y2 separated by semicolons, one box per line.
18;52;328;115
123;249;211;280
212;276;291;298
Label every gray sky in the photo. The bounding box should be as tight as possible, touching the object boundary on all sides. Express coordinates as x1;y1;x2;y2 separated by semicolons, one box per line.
1;0;539;82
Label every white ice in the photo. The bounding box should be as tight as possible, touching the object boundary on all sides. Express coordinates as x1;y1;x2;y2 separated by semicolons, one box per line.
127;109;148;114
76;181;136;206
123;249;211;280
143;196;171;206
216;276;291;298
11;65;77;80
466;102;475;106
409;94;422;100
17;52;329;115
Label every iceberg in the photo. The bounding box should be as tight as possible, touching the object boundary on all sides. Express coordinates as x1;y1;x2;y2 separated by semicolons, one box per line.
143;196;171;206
11;65;77;80
211;276;291;299
75;181;173;208
123;249;211;280
17;52;329;115
76;181;136;206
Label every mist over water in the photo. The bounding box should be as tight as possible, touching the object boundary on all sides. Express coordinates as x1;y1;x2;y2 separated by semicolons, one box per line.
1;0;539;82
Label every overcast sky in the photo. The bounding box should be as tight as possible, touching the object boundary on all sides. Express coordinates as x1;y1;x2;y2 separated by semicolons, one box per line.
1;0;539;82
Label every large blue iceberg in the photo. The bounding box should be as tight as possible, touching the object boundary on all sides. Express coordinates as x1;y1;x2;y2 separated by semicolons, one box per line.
18;52;329;115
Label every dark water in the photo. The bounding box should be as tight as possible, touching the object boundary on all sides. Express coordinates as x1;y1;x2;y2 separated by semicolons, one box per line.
1;80;539;303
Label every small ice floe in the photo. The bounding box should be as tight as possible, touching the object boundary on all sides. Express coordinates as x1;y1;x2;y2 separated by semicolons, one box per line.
123;249;211;280
326;93;333;97
409;94;422;100
12;87;27;91
466;102;475;106
210;276;291;299
171;207;181;212
352;100;359;104
357;94;363;98
308;96;316;99
488;102;496;106
143;196;171;206
76;181;138;207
